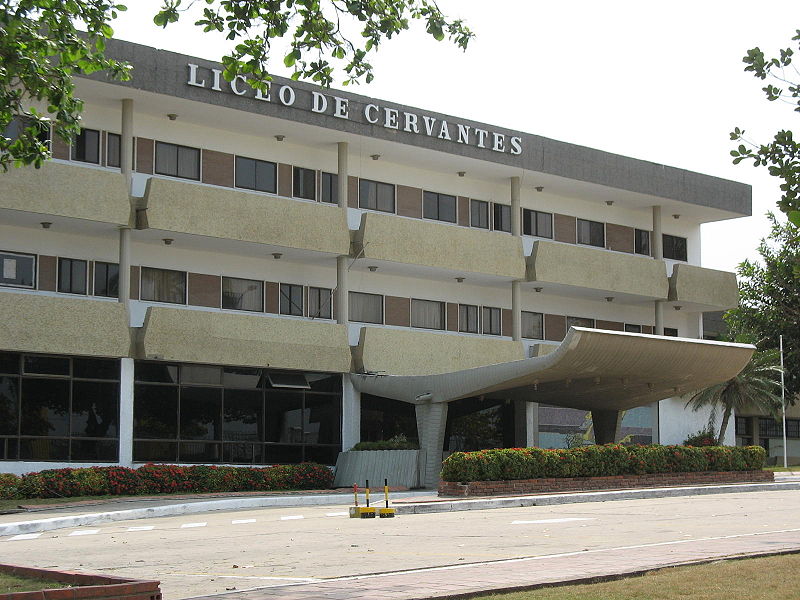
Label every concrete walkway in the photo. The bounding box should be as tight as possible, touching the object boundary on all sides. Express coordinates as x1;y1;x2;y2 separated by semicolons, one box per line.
184;529;800;600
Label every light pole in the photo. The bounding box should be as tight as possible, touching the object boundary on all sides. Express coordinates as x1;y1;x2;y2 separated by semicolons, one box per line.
781;335;787;469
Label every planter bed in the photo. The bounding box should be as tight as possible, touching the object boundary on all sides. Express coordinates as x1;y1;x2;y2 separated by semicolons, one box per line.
0;564;161;600
439;469;774;497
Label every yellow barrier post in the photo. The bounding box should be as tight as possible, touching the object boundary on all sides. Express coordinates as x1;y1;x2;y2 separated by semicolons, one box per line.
379;478;396;518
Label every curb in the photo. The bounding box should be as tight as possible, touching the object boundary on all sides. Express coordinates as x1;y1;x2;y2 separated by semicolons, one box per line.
395;481;800;514
0;491;430;537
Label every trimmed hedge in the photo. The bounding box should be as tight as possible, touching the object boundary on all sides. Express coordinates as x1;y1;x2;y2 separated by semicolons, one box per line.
440;445;766;482
351;440;419;451
0;463;333;500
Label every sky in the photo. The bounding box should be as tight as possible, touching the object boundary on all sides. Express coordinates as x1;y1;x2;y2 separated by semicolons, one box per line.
110;1;800;272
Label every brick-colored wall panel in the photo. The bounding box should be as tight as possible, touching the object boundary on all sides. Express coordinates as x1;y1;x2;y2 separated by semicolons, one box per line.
553;213;576;244
446;302;459;332
396;186;422;218
187;273;221;308
348;176;359;208
385;296;410;327
544;313;566;341
135;138;153;174
38;255;57;291
606;223;634;253
501;308;513;337
130;266;140;300
201;150;234;188
457;197;470;227
51;136;70;160
278;163;292;197
265;281;279;313
642;325;654;334
596;319;624;331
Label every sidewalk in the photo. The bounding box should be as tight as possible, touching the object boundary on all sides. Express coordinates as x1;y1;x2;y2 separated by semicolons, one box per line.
183;528;800;600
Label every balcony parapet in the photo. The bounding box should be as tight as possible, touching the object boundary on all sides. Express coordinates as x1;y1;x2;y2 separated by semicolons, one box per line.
669;263;739;310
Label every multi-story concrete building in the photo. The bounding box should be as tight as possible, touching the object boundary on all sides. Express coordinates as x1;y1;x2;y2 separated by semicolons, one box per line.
0;40;755;485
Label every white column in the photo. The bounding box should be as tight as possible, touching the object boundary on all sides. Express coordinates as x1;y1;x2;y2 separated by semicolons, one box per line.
511;280;522;341
118;358;135;467
336;255;349;325
526;401;538;447
121;99;134;191
510;176;521;237
337;142;348;209
653;206;664;335
341;375;361;451
416;401;448;489
119;227;131;316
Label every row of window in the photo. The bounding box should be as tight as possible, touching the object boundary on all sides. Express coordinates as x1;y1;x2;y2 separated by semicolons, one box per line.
60;127;690;261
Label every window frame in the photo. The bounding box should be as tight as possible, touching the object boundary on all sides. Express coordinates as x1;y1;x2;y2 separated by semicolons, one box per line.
93;261;119;298
663;234;688;262
521;311;544;340
71;128;101;164
234;155;277;194
348;291;384;324
577;218;605;248
422;191;457;224
358;178;396;213
321;172;338;204
566;316;595;330
105;132;121;168
140;266;187;305
221;276;264;313
57;257;88;295
410;298;446;331
458;304;479;334
279;283;305;316
308;286;333;319
482;306;502;336
293;166;317;200
492;203;511;233
0;251;36;289
470;199;489;229
154;141;201;181
522;209;553;238
634;229;651;256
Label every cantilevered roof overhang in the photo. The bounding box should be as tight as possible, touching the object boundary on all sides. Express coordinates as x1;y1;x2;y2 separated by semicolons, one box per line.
352;328;754;412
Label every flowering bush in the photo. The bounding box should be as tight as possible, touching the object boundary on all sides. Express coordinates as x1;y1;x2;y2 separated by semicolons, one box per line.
440;445;766;482
0;463;334;500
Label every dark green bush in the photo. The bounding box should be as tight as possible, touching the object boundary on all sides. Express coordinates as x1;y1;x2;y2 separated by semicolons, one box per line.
440;445;767;482
351;435;419;451
0;463;334;500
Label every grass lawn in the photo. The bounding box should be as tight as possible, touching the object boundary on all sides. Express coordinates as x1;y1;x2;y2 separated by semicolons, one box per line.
476;553;800;600
0;495;118;512
0;572;71;594
765;466;800;472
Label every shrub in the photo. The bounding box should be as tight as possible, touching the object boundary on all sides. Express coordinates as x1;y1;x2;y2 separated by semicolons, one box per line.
3;463;334;500
351;435;419;451
440;444;767;482
684;427;717;447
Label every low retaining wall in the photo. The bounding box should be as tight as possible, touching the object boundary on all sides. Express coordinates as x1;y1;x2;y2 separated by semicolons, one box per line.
334;450;422;488
439;470;774;497
0;563;161;600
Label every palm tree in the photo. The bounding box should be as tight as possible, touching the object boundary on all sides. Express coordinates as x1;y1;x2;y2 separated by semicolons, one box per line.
686;347;784;445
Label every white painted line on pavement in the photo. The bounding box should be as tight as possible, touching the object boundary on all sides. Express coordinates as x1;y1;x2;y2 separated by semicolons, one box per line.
326;512;348;517
280;515;304;521
181;522;207;528
128;526;155;531
512;518;595;525
8;533;42;541
69;529;100;536
232;519;256;524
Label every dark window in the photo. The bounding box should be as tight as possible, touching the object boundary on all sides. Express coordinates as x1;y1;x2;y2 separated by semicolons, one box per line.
140;267;186;304
522;209;553;238
663;234;688;261
106;133;121;168
180;387;222;441
664;327;679;337
57;257;87;295
359;179;395;213
459;304;479;334
222;277;263;312
735;416;751;436
72;128;100;164
321;172;338;204
293;166;316;200
0;252;35;288
567;316;595;329
3;116;49;145
135;362;179;384
493;204;511;233
423;191;457;223
522;311;544;339
411;299;445;330
155;141;200;180
93;262;119;298
624;324;642;333
308;287;332;319
635;229;651;256
471;200;489;229
280;283;304;316
134;384;178;439
349;292;383;324
789;419;800;439
760;417;783;438
483;307;501;336
577;219;605;247
2;353;120;462
361;394;418;444
235;156;277;193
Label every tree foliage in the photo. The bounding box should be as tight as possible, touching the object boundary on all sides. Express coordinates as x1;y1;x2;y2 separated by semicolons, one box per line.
0;0;473;170
685;346;783;445
726;213;800;398
730;30;800;227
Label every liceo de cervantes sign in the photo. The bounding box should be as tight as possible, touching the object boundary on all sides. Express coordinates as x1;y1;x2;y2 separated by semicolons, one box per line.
186;64;523;156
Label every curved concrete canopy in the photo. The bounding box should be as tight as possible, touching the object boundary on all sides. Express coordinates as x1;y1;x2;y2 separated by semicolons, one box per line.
352;327;755;412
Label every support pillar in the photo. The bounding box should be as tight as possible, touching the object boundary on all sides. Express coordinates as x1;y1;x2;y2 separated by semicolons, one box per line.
654;300;664;336
511;280;522;341
341;375;360;450
653;205;664;336
510;176;521;237
526;401;538;447
416;401;448;489
121;99;134;191
119;227;131;316
337;142;348;209
335;255;348;324
592;409;621;445
118;358;135;466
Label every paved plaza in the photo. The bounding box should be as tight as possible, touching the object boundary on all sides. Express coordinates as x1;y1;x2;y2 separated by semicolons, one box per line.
2;489;800;599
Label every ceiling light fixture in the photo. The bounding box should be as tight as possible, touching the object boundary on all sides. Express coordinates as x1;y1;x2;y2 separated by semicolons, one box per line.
534;287;543;293
673;214;680;219
370;154;380;161
455;277;465;283
605;296;614;302
275;135;285;142
162;238;174;245
534;186;544;192
606;200;614;206
368;265;378;272
40;221;52;229
167;113;178;121
457;171;466;177
674;305;682;311
272;252;283;259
